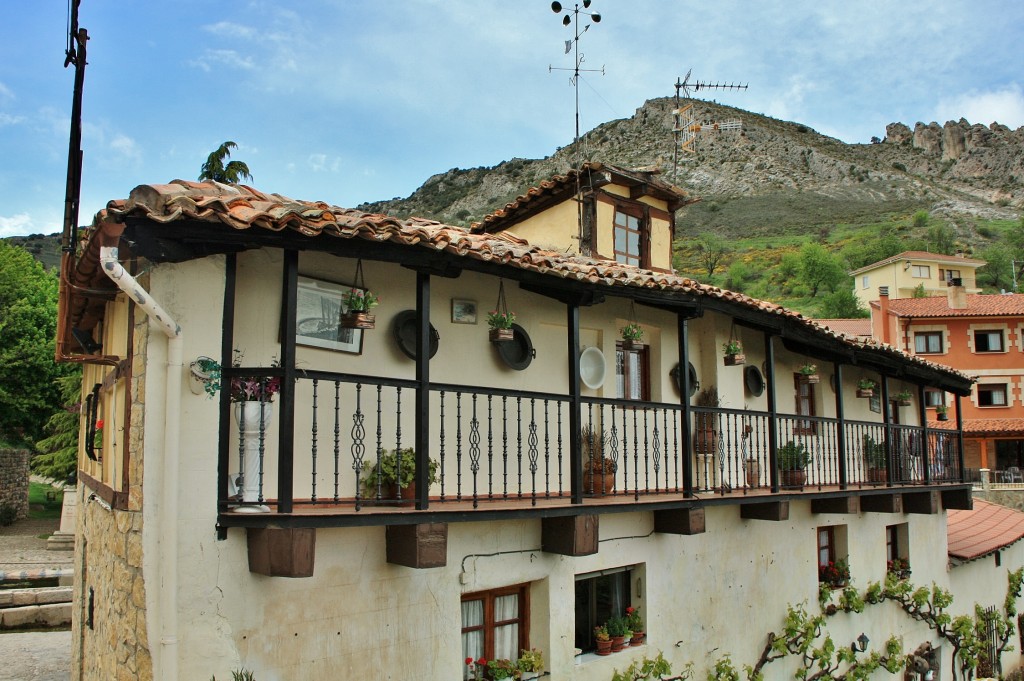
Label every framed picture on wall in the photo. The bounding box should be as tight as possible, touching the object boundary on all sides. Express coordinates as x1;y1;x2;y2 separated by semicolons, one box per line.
294;275;363;354
451;298;478;325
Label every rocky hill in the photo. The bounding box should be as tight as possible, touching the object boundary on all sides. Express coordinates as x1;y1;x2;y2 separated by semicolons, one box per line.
357;98;1022;243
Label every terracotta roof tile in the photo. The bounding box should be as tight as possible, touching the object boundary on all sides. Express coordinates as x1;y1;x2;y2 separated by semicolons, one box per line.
849;250;986;276
886;294;1024;317
812;318;872;338
75;180;969;384
948;499;1024;561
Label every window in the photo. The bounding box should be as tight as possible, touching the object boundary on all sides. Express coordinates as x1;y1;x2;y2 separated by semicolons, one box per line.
861;275;869;289
974;330;1004;352
940;268;961;285
462;585;528;676
978;384;1009;407
817;525;849;586
914;331;943;354
794;374;816;435
575;567;633;653
924;389;944;407
818;526;836;568
616;344;649;400
613;207;645;267
911;264;930;278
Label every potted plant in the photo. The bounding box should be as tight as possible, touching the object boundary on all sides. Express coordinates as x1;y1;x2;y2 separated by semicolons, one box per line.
485;658;521;680
935;403;949;421
621;322;645;351
340;287;379;329
487;309;516;342
818;558;851;588
625;606;645;646
777;440;810;488
516;649;544;680
744;455;760;488
862;434;887;483
189;356;221;397
797;363;819;384
693;386;721;455
722;339;745;366
856;378;876;398
593;624;612;656
361;447;439;505
606;615;629;652
582;425;617;496
895;389;912;407
886;557;911;580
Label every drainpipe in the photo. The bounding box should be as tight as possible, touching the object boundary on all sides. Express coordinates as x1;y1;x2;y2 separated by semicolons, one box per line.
99;246;181;681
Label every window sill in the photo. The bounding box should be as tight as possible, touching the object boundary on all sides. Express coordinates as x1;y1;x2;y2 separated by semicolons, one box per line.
575;643;648;665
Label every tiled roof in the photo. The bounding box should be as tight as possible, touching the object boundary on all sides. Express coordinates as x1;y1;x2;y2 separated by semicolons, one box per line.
886;294;1024;317
470;161;694;234
812;318;872;338
948;499;1024;562
849;250;986;276
71;180;970;385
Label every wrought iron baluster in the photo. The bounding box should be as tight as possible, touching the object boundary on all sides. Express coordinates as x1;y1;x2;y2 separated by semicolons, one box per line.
469;394;481;507
333;381;340;503
501;396;509;499
486;395;495;499
652;408;662;493
257;387;266;504
439;391;447;500
351;383;367;509
672;408;679;491
516;397;523;499
311;378;319;504
608;406;619;496
456;392;463;500
543;400;550;499
527;399;539;506
556;401;563;498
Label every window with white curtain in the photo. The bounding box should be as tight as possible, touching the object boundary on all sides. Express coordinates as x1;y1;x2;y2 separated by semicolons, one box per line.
575;566;634;653
461;584;528;677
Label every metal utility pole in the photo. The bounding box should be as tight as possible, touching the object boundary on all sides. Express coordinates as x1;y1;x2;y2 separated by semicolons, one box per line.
62;0;88;256
549;1;604;170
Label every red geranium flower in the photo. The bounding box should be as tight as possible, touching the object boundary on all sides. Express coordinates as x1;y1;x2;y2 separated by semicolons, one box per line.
465;657;473;666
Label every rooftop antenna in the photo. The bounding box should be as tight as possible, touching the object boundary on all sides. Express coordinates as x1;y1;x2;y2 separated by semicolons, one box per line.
549;1;604;256
62;0;88;257
549;1;604;169
672;69;748;176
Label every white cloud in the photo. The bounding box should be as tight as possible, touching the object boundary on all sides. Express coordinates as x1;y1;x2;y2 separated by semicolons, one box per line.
934;85;1024;128
308;154;340;173
0;213;34;238
0;112;26;127
188;49;255;73
110;134;142;164
0;82;13;101
202;21;257;39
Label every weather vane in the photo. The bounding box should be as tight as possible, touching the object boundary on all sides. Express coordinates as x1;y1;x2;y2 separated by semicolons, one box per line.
549;1;604;169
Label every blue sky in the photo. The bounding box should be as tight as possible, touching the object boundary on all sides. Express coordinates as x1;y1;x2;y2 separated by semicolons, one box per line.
1;0;1022;238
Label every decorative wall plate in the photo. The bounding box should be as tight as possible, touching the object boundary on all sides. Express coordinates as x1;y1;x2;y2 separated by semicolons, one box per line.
392;310;440;360
579;346;606;389
495;324;534;370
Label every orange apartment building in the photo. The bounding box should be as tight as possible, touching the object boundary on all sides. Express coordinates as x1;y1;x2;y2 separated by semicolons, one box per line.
871;281;1024;476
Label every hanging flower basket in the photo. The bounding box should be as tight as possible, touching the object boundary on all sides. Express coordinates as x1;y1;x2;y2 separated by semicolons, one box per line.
936;409;949;422
722;340;744;366
621;308;645;351
895;390;912;407
340;311;376;329
798;363;819;383
489;326;514;342
856;379;876;398
488;280;516;343
339;260;379;330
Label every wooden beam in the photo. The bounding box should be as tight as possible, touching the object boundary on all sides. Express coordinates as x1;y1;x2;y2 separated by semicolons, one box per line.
942;488;973;510
811;496;859;515
860;493;902;514
740;501;789;521
246;527;316;578
903;491;940;515
386;523;448;568
542;515;599;556
653;508;706;535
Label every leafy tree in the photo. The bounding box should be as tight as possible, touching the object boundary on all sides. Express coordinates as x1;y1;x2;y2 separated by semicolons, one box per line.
912;283;928;298
797;243;845;297
927;222;956;255
912;210;929;229
977;245;1013;291
819;287;867;318
32;371;82;481
693;232;730;278
0;242;70;445
198;141;253;184
1003;216;1024;288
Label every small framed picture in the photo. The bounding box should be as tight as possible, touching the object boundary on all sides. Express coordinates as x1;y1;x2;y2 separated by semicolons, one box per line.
451;298;478;324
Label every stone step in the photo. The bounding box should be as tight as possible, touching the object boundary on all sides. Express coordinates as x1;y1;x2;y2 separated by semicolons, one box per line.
0;602;71;630
0;586;73;609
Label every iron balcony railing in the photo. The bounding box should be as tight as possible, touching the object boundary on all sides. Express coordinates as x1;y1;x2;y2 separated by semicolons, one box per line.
219;368;964;513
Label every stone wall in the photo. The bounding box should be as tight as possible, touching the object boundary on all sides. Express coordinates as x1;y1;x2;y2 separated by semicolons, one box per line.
973;489;1024;512
72;296;152;681
0;448;30;521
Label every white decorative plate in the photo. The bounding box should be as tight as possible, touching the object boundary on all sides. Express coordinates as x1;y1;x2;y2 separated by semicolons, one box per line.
579;346;606;389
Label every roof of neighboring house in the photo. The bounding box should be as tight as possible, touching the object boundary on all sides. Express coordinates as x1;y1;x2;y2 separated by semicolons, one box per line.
64;180;971;389
470;161;696;234
881;293;1024;318
849;250;986;276
948;499;1024;562
811;318;872;339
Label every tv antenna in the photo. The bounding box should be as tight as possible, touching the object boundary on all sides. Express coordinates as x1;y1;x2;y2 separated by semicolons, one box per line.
672;69;748;174
549;1;604;170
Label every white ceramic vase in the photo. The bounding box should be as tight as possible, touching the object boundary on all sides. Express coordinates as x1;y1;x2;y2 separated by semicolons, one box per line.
232;401;273;513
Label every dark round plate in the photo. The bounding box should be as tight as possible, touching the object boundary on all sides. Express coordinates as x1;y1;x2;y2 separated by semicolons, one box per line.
495;323;534;370
392;310;439;360
670;362;699;397
745;365;765;396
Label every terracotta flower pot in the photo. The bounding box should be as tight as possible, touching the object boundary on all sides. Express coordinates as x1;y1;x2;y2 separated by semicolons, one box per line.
780;469;806;489
489;327;514;342
595;639;612;656
866;467;887;483
630;631;646;646
610;635;626;652
856;388;874;398
583;472;616;496
724;353;745;366
340;311;375;329
621;339;645;351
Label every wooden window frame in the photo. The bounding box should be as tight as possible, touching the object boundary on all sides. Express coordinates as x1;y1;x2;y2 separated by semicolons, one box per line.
794;374;817;435
575;567;633;653
461;584;529;665
914;331;943;354
616;343;651;401
817;526;836;571
974;330;1005;353
885;524;900;562
911;264;931;278
613;203;649;268
978;384;1009;408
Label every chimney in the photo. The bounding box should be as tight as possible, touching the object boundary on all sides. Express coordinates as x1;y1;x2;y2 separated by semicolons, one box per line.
947;277;967;309
877;287;891;344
